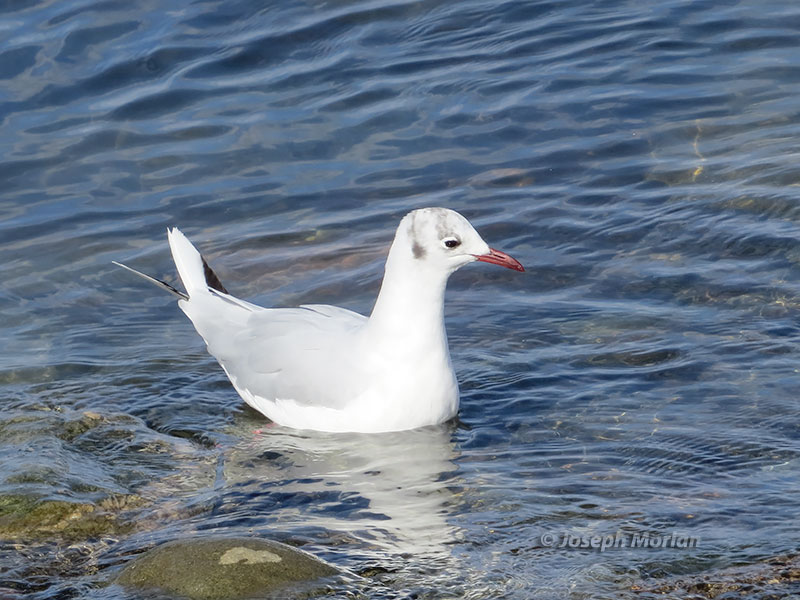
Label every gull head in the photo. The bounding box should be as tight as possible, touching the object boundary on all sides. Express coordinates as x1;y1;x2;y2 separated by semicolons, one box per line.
395;207;524;275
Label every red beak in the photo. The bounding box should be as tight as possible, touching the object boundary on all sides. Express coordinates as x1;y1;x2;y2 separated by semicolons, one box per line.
474;248;524;272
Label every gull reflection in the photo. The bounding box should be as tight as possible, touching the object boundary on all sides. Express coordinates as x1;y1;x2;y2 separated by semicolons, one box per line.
223;420;462;559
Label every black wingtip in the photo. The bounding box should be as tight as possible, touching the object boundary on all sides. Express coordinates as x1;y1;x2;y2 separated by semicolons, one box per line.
201;256;228;294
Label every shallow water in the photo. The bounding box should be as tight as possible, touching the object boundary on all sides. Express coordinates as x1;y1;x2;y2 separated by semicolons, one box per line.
2;0;800;598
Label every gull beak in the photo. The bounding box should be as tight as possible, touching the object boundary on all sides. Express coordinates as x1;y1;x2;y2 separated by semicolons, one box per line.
474;248;525;272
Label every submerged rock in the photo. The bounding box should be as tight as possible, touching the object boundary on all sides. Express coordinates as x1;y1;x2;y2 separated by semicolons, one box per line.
0;494;144;540
116;537;339;600
631;554;800;599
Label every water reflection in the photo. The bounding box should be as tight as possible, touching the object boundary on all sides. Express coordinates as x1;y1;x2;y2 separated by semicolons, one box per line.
224;421;461;560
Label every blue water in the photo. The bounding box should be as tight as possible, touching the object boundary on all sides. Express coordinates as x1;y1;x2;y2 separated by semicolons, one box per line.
3;0;800;598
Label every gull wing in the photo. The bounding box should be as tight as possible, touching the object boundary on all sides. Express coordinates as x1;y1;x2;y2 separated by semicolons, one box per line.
182;294;369;411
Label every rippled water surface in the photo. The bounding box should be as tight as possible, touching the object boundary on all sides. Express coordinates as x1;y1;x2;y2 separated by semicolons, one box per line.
3;0;800;598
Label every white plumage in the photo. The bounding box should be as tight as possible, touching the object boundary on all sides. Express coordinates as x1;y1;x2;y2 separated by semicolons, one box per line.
116;207;523;433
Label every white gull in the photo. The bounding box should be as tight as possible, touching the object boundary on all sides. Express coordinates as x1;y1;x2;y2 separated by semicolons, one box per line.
115;207;523;433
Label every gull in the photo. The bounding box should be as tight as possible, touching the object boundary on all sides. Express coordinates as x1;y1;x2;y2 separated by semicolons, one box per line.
114;207;524;433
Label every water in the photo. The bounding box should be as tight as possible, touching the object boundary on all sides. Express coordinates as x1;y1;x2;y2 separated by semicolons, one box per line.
2;0;800;598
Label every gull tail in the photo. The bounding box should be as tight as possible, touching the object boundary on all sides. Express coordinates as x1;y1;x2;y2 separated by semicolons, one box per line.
114;228;228;300
166;227;229;297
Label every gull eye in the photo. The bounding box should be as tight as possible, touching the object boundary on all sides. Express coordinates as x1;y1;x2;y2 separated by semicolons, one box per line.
443;238;461;249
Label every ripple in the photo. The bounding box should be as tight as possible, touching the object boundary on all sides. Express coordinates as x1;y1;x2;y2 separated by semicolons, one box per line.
3;0;800;597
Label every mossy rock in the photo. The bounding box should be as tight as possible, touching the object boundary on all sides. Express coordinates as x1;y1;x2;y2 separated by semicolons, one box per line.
57;410;106;441
116;537;340;600
0;494;143;541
